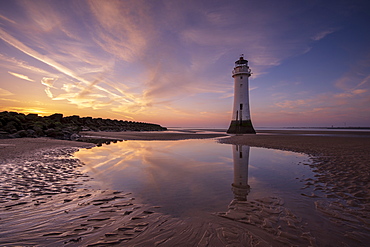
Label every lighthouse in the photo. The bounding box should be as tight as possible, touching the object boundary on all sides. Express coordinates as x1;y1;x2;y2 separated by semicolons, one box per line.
227;55;256;134
231;144;250;201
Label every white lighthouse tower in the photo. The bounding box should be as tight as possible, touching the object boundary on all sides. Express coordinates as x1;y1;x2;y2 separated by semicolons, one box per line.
231;144;250;201
227;55;256;134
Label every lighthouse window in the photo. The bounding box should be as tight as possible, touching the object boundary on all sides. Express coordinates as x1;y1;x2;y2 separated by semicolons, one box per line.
239;151;243;158
240;76;243;79
240;104;243;110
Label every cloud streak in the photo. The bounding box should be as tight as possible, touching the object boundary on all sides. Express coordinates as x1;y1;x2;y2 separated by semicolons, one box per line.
311;29;337;41
0;14;16;24
0;88;14;97
8;71;34;82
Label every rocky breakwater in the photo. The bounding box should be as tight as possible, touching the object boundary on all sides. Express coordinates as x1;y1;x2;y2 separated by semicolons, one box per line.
0;111;167;141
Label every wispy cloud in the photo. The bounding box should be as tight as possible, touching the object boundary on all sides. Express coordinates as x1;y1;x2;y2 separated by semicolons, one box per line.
311;29;337;41
0;14;16;24
20;0;73;35
0;26;139;111
0;28;81;80
334;88;368;98
275;99;310;109
8;71;34;82
271;86;370;126
0;88;14;97
41;77;57;98
0;54;57;77
41;77;57;88
334;49;370;91
88;0;155;62
352;89;367;95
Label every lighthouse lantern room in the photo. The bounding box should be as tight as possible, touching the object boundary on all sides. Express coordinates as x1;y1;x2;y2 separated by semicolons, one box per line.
227;55;256;134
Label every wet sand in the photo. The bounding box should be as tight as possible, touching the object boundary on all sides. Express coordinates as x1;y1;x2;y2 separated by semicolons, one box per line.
0;137;94;160
79;130;227;140
1;131;369;246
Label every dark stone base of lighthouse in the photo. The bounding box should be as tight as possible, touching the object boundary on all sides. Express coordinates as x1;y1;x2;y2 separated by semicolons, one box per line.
227;120;256;134
232;184;250;201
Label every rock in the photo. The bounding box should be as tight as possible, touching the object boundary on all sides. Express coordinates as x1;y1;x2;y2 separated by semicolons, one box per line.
27;129;37;137
0;111;167;141
70;133;80;141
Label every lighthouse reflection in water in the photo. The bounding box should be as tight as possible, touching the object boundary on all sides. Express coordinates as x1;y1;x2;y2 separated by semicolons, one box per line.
231;145;251;201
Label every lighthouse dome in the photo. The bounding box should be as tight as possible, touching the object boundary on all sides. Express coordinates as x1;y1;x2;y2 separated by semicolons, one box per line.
235;56;248;65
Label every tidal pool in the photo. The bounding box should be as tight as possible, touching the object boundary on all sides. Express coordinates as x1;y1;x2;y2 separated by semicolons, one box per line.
75;138;313;217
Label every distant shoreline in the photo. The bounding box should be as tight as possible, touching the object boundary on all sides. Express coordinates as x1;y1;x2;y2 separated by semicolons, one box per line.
270;126;370;130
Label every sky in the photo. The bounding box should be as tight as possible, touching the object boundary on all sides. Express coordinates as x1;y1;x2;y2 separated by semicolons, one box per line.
0;0;369;128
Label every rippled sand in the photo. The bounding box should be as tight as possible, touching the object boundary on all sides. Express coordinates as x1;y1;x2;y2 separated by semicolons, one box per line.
1;131;369;246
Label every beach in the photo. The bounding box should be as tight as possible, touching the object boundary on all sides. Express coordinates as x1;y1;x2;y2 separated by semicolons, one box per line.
220;130;370;246
0;130;369;246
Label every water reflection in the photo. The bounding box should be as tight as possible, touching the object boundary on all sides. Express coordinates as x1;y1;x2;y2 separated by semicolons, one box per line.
75;139;313;216
231;145;250;201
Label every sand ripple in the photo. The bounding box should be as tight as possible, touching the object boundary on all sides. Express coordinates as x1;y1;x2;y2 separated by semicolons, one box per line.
216;197;316;246
0;148;86;202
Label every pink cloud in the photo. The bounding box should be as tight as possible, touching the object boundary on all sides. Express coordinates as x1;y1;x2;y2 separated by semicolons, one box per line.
274;99;309;109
